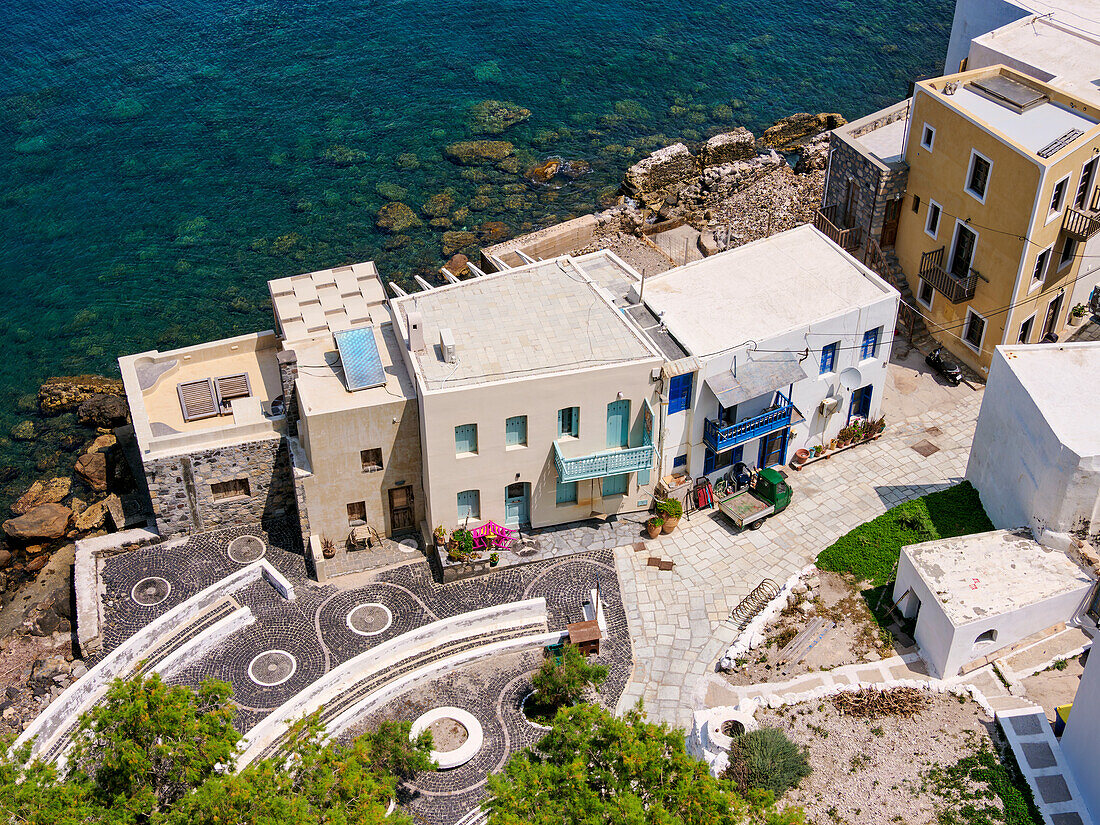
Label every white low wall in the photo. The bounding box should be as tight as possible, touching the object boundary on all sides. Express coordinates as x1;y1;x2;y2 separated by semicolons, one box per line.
19;559;283;762
236;598;550;768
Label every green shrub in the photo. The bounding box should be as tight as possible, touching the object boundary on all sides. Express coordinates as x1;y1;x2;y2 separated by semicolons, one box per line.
527;645;608;723
656;498;683;519
724;726;811;799
816;481;993;586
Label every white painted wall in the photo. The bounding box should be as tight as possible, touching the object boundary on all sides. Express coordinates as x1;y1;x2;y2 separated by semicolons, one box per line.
894;547;1094;678
662;291;898;482
966;349;1100;535
944;0;1030;72
1062;647;1100;821
415;360;661;531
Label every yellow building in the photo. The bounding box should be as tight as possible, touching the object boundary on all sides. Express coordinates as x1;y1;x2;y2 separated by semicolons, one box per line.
895;65;1100;374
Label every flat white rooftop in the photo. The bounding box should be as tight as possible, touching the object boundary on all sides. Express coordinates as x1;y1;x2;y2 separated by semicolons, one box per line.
640;225;894;357
998;342;1100;458
269;261;386;344
971;17;1100;108
948;83;1098;154
854;116;907;165
905;529;1093;626
393;257;659;391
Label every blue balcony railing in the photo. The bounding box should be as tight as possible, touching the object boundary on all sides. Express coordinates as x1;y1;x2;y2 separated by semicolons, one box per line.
703;392;794;453
554;441;654;483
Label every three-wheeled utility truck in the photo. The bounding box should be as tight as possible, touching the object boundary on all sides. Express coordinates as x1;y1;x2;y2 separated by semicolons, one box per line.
714;467;792;530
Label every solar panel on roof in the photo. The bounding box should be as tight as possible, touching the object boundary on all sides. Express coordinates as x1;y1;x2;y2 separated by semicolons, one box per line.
334;326;387;391
968;76;1047;112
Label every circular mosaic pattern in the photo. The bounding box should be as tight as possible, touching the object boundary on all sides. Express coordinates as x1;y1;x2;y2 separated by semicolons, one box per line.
227;535;266;564
247;650;297;686
346;603;394;636
398;537;419;553
410;707;484;769
130;576;171;606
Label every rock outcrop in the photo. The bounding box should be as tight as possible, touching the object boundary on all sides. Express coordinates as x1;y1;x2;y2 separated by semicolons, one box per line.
622;143;698;195
760;112;846;150
700;128;756;167
77;394;130;428
38;375;124;416
795;132;830;173
3;503;71;542
11;478;71;516
75;451;107;492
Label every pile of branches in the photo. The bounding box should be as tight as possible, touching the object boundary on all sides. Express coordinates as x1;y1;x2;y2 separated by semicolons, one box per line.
830;687;930;718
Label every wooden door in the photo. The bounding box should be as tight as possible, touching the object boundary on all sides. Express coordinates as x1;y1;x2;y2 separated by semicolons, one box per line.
606;400;630;448
388;486;414;534
880;198;901;247
758;429;788;468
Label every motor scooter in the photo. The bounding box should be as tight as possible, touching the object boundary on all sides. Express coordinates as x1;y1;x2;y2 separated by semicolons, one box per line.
925;346;962;386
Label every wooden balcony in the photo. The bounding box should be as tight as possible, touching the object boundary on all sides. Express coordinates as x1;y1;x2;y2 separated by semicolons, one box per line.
1063;186;1100;242
919;247;978;304
703;392;794;453
814;205;863;252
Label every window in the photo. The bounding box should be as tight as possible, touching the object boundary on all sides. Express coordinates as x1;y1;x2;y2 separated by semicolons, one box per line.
556;481;577;505
1017;315;1034;344
1043;293;1064;339
950;223;978;279
673;454;688;469
848;385;873;422
912;194;921;213
917;279;934;309
965;151;991;202
820;342;838;374
456;489;480;520
1076;157;1097;209
346;501;366;524
920;124;935;151
925;200;941;239
1058;236;1077;270
505;415;527;447
861;327;881;360
1031;247;1051;286
668;373;693;414
455;423;478;455
360;448;383;472
557;406;579;438
1049;175;1070;217
964;309;986;352
211;478;250;500
974;629;998;645
703;445;743;475
601;474;629;497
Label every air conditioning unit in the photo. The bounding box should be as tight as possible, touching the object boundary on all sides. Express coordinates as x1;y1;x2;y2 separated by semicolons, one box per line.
819;395;841;415
439;328;456;363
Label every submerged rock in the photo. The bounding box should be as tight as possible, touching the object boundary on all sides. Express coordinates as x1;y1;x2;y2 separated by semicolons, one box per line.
560;159;591;179
443;254;470;278
375;202;422;233
38;376;124;417
526;158;561;184
443;141;514;166
760;113;845;151
442;231;478;257
376;182;410;202
421;191;456;218
467;100;531;135
319;144;368;167
10;421;35;442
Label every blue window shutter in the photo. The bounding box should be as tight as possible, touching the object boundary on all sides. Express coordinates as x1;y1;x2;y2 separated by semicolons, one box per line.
571;407;579;436
457;489;479;519
673;454;687;469
637;467;650;486
556;481;577;504
668;373;693;414
455;423;478;454
862;328;880;359
704;448;716;475
602;474;628;496
821;342;838;374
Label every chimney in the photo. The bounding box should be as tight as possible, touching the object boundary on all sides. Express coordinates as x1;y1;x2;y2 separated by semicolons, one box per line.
407;310;425;352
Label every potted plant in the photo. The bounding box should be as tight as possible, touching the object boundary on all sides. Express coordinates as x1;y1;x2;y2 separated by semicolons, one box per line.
433;525;447;548
646;515;664;539
813;444;824;457
836;427;851;448
490;552;499;567
656;498;683;533
320;535;336;560
870;415;886;437
1070;303;1089;326
448;527;474;562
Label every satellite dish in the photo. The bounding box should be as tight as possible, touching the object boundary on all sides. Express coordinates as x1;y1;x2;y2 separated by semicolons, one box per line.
838;366;864;392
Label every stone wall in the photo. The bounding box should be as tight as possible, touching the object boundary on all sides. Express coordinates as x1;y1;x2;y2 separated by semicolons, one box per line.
277;350;299;431
823;134;909;247
145;435;297;539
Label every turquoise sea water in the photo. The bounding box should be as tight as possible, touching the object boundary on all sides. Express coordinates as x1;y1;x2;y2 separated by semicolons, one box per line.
0;0;953;503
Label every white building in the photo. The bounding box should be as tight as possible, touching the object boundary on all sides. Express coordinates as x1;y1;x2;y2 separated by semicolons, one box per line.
966;343;1100;537
892;528;1094;678
1062;645;1100;820
390;252;665;532
635;225;899;483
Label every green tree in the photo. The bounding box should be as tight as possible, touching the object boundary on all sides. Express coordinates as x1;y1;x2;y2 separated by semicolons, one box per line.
488;703;803;825
158;713;434;825
66;673;240;819
528;645;608;721
0;743;128;825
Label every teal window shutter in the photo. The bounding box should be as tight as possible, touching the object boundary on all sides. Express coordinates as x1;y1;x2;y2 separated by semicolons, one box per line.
601;474;628;496
455;423;478;454
556;481;577;504
505;415;527;447
637;467;651;486
558;406;579;437
457;489;480;519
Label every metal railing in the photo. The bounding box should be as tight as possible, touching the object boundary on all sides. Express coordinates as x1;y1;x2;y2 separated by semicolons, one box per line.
553;441;654;483
814;205;863;251
919;246;978;303
703;392;794;453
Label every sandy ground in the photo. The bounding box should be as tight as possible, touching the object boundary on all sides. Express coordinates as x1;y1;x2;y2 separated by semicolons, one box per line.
1022;653;1087;724
758;694;1002;825
573;228;674;277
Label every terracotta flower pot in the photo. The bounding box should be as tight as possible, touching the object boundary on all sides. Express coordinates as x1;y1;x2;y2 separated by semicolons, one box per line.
646;521;663;539
662;516;680;533
793;448;810;466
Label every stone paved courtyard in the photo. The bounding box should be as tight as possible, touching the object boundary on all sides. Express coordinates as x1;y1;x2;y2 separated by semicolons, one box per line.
614;347;986;727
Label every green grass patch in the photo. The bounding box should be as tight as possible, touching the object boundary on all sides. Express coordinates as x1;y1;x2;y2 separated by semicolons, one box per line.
927;745;1042;825
816;481;993;586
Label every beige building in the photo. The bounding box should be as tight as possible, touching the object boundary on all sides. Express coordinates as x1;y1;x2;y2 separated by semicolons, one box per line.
894;65;1100;374
391;252;665;532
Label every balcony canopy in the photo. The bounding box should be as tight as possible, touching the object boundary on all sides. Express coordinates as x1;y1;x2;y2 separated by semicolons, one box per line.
554;441;654;483
705;352;808;408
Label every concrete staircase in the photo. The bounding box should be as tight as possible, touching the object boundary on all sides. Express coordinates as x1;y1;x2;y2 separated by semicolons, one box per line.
880;249;933;352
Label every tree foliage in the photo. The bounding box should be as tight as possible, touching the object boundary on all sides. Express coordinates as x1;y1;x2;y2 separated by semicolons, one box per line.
528;645;608;721
724;727;811;799
488;702;804;825
0;674;434;825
